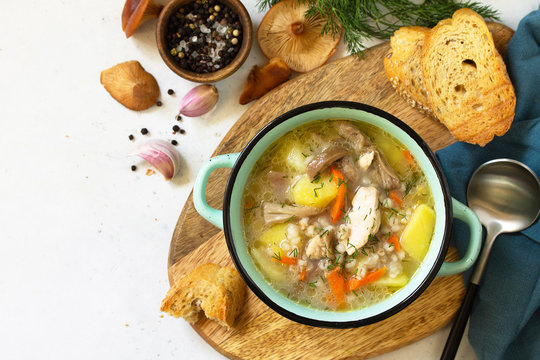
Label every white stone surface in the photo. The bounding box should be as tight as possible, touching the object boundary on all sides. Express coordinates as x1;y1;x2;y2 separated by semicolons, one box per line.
0;0;536;359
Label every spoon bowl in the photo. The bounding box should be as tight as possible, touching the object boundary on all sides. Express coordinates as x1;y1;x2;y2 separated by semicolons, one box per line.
442;158;540;359
467;159;540;233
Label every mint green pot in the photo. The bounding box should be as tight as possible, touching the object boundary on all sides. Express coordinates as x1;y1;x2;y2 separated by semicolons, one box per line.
193;101;481;328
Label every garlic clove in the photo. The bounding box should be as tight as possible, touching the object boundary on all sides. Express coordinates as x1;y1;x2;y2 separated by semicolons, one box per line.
131;139;180;180
179;85;219;117
101;60;160;111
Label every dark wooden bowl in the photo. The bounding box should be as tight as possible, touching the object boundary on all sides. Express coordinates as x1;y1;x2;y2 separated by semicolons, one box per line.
156;0;252;83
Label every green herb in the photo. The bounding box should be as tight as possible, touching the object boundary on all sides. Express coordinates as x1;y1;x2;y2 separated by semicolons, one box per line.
308;281;318;288
301;152;308;158
289;248;298;257
272;251;282;261
285;216;296;223
319;229;329;237
257;0;499;54
281;202;286;208
313;182;324;198
361;248;368;256
246;204;260;211
311;173;321;183
352;290;359;297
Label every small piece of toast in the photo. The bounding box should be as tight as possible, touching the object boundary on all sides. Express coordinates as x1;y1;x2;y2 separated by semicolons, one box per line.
421;9;516;146
384;26;433;117
161;263;246;328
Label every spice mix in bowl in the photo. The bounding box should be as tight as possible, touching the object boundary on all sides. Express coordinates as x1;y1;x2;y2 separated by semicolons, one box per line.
156;0;252;82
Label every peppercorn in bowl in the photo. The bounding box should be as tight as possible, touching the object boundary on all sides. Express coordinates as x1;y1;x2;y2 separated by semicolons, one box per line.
156;0;252;82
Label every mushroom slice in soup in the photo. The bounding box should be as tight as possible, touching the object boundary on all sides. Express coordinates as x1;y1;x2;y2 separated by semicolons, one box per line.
345;186;381;255
372;151;401;190
267;170;289;203
306;144;351;179
263;202;324;225
335;121;367;151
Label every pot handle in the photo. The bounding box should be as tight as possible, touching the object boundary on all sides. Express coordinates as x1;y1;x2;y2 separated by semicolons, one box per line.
437;198;482;276
193;153;240;230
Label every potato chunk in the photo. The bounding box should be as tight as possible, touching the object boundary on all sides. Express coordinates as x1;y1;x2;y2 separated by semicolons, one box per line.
292;174;338;208
400;204;436;261
373;272;409;288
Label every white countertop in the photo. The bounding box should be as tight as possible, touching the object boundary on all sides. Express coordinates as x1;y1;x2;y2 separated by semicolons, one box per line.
0;0;537;359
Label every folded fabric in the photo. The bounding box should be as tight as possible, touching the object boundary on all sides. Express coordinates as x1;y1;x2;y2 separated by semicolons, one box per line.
436;6;540;360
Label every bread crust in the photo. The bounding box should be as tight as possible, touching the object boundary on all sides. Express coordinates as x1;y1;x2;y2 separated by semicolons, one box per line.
161;263;246;328
421;9;516;146
384;26;434;117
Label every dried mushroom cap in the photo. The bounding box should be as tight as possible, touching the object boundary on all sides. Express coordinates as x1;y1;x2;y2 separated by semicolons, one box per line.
100;60;160;111
122;0;163;38
257;0;342;73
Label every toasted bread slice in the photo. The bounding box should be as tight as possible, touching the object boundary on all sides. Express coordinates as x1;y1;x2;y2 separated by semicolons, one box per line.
384;26;433;116
421;9;515;146
161;263;246;328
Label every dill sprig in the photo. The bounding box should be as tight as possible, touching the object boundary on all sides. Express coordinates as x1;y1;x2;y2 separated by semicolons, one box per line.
257;0;499;54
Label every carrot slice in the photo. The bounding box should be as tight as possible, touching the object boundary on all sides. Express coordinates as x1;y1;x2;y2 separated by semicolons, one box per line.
388;235;400;252
389;189;403;208
346;267;386;292
326;269;345;308
403;150;414;167
272;253;298;265
330;166;346;223
298;267;307;281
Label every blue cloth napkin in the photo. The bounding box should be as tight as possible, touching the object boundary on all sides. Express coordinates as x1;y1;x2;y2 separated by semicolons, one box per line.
436;7;540;360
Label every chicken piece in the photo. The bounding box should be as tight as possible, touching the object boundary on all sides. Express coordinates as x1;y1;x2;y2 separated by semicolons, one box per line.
345;186;381;255
337;156;359;184
358;151;375;170
305;229;333;259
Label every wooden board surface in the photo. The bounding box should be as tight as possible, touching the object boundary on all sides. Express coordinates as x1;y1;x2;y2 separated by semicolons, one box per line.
167;23;513;359
169;233;465;360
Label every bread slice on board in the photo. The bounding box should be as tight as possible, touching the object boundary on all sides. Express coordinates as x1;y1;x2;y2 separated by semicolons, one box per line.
384;26;433;117
161;263;246;328
421;9;515;146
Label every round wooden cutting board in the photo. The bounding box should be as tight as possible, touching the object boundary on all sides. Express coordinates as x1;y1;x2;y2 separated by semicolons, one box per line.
167;23;513;360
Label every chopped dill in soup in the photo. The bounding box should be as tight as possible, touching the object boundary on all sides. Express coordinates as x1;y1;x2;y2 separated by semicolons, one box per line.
242;120;435;311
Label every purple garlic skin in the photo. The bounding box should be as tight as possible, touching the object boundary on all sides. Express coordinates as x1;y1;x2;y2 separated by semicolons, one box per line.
179;84;219;117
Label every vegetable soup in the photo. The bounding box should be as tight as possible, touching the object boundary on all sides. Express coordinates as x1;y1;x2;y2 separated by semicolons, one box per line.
242;120;435;311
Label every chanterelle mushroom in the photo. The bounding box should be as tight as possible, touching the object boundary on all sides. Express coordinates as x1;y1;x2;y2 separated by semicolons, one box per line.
256;0;342;73
100;60;160;111
122;0;163;38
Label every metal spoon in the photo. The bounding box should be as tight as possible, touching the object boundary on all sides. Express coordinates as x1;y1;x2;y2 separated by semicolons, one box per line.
441;159;540;360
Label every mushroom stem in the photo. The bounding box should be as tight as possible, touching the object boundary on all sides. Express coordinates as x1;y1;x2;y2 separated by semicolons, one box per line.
291;21;304;35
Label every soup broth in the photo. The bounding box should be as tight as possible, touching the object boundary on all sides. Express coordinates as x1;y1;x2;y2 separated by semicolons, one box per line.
242;120;435;311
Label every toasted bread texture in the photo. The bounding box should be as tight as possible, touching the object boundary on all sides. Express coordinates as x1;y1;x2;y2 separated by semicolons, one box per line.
421;9;515;146
384;26;433;116
160;263;246;328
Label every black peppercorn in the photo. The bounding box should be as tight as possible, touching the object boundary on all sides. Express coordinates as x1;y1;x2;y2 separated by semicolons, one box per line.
176;115;182;121
128;134;134;141
167;89;175;95
172;125;180;132
141;128;149;135
156;101;162;106
131;165;137;171
171;140;178;146
180;129;186;134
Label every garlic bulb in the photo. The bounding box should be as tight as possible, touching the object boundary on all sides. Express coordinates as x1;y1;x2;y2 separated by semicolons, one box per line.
178;84;219;117
131;139;180;180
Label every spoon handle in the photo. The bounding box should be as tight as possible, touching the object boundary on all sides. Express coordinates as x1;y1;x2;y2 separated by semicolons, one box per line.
441;282;479;360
